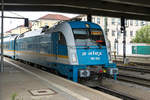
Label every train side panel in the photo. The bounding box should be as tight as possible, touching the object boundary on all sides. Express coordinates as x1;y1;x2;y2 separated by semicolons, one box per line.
15;32;70;67
2;36;16;58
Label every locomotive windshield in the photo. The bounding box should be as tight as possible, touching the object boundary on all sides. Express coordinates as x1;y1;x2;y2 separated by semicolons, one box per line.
73;29;89;39
73;28;106;46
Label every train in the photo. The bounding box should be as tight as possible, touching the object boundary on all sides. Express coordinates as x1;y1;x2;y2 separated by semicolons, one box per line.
2;21;118;82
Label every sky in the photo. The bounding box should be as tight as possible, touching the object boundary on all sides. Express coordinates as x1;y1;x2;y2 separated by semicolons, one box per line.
0;11;78;32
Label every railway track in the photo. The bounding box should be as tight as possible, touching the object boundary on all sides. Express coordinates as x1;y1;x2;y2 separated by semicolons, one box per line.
117;65;150;74
93;86;137;100
114;60;150;67
118;74;150;88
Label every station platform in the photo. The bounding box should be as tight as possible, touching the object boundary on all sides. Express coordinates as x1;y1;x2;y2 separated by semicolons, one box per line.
0;58;121;100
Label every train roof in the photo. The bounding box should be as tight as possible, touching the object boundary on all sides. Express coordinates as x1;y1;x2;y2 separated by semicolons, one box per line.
17;21;103;39
17;28;43;39
3;35;18;42
68;21;102;30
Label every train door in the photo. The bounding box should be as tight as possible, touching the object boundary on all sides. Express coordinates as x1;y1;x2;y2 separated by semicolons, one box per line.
52;32;67;61
15;36;19;59
58;32;68;59
14;36;18;59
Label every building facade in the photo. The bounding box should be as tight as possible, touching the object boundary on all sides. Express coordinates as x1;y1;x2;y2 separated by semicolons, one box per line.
31;14;70;30
4;25;31;37
4;14;70;36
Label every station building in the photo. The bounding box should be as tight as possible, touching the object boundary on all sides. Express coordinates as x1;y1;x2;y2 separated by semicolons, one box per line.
4;14;70;36
31;14;70;30
4;24;32;37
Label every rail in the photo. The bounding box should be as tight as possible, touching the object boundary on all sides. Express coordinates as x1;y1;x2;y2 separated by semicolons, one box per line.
93;86;137;100
117;65;150;74
118;74;150;88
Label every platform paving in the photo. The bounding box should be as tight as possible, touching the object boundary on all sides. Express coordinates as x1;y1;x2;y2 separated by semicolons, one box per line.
0;58;121;100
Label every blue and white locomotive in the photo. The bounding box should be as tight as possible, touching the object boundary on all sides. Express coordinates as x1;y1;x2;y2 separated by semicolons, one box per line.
3;21;118;82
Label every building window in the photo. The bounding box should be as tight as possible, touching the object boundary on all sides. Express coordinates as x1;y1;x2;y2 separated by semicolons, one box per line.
125;20;128;26
107;28;109;32
82;17;86;21
117;30;121;36
130;20;133;26
140;21;145;26
118;19;120;25
145;22;148;25
97;17;100;24
112;18;115;25
92;17;95;22
130;31;133;36
135;20;138;26
37;22;40;26
45;22;48;26
112;30;115;36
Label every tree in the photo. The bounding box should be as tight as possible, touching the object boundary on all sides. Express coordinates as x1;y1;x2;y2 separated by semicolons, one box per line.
132;25;150;43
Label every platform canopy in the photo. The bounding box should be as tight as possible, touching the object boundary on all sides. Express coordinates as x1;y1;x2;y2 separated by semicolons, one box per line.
1;0;150;20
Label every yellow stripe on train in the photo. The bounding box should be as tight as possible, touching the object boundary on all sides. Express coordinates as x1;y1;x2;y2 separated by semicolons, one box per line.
3;49;68;59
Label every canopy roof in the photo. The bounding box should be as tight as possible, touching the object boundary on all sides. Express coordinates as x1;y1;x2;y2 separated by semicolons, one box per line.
1;0;150;20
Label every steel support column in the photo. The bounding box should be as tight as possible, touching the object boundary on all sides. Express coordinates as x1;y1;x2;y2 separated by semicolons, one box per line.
1;0;4;72
104;17;108;36
87;14;92;22
121;17;126;64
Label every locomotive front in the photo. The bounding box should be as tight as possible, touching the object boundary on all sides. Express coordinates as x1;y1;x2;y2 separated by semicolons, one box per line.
68;21;118;82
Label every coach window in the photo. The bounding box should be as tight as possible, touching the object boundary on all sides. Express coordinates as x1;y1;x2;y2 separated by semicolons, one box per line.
58;32;66;45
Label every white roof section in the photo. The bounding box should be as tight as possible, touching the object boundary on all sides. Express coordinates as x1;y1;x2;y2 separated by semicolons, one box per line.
3;35;18;42
18;28;43;39
17;22;63;39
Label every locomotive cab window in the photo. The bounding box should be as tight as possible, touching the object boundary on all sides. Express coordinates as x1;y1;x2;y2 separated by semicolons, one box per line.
73;29;89;39
58;32;66;45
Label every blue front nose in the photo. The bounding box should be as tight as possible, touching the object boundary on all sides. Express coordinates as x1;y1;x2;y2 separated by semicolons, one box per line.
76;46;109;65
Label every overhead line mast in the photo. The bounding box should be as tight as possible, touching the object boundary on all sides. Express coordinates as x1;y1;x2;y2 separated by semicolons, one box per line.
1;0;4;72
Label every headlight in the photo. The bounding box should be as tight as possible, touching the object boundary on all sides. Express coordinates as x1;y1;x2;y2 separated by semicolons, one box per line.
72;53;77;63
107;68;118;75
79;70;90;77
109;60;113;63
